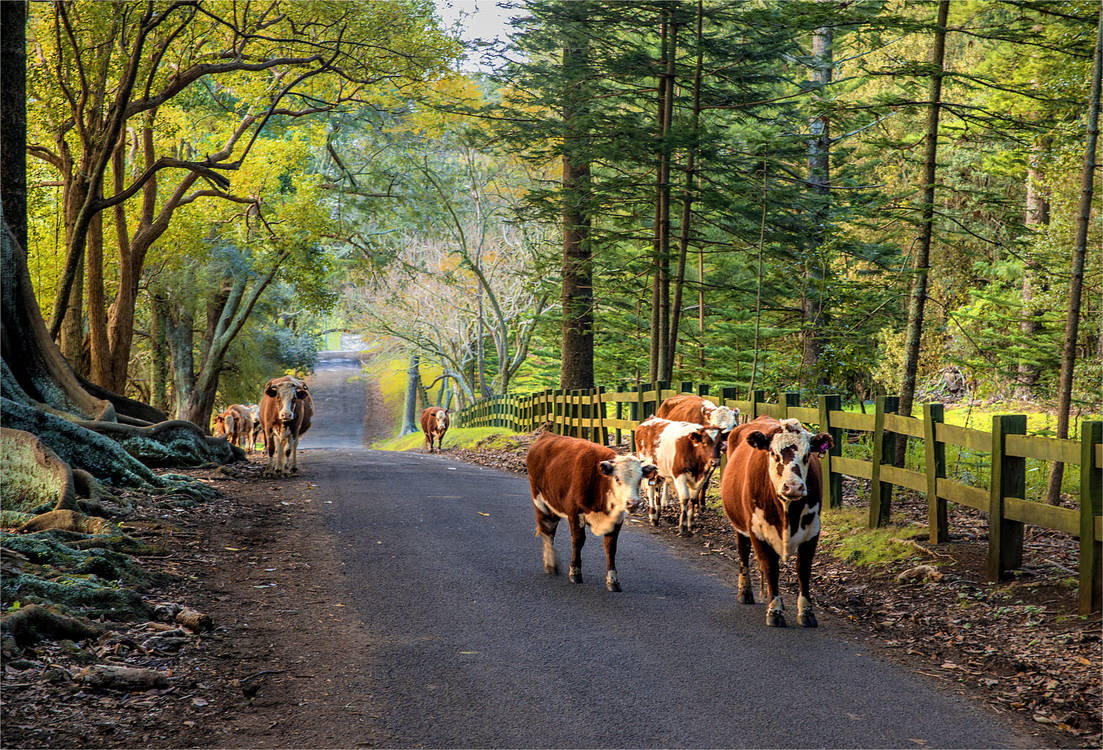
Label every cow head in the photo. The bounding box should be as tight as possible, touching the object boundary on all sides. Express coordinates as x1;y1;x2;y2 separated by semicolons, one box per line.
434;409;449;431
213;413;227;438
223;410;237;437
265;378;309;422
682;426;722;470
701;405;738;466
599;455;658;514
745;418;833;503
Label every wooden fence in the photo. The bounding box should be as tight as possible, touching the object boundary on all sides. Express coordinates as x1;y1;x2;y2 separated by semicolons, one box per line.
455;381;1103;614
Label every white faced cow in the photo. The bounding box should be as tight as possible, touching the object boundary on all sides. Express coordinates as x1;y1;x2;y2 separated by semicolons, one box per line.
527;432;657;592
259;376;313;477
721;417;832;627
655;394;739;522
213;404;253;452
420;407;450;453
634;416;721;535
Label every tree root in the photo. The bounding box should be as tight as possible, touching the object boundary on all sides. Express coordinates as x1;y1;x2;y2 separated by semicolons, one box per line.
16;509;115;535
1;603;104;651
77;664;170;692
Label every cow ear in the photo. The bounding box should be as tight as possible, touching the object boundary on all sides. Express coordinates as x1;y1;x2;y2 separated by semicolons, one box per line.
688;430;702;444
296;389;308;399
746;431;771;450
265;386;278;398
599;460;616;476
811;432;834;455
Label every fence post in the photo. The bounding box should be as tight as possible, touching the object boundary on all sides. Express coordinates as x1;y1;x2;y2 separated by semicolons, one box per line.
630;385;641;452
869;395;898;528
781;391;799;421
596;386;609;446
1079;421;1102;614
750;390;765;420
697;383;709;396
987;414;1026;581
680;381;693;393
923;403;948;544
818;395;843;509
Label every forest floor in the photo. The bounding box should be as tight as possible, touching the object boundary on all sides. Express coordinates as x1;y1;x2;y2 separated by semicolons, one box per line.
2;424;1099;748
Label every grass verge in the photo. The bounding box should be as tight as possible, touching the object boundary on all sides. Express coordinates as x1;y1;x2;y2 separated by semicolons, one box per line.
372;427;517;452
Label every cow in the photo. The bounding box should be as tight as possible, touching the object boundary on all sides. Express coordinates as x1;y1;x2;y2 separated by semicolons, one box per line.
213;404;253;451
247;403;263;451
420;407;450;453
720;416;833;627
634;416;722;535
655;393;739;521
526;432;657;592
259;376;313;477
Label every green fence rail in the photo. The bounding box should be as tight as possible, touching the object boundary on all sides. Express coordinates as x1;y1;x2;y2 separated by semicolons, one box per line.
455;381;1103;614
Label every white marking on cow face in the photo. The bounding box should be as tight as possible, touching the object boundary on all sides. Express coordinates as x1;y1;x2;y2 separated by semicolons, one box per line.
434;410;448;431
590;455;653;535
747;419;831;504
704;404;737;432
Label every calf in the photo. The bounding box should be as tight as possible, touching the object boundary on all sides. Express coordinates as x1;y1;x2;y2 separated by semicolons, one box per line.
720;417;832;627
420;407;450;453
214;404;253;451
259;377;313;476
247;403;263;451
634;416;721;535
655;393;739;519
527;432;656;592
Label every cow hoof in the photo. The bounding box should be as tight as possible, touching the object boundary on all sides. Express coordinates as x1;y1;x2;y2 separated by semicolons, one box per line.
606;580;621;592
290;467;298;475
606;572;621;592
798;611;818;628
544;564;559;576
569;567;583;584
766;597;786;627
738;590;754;605
649;517;660;527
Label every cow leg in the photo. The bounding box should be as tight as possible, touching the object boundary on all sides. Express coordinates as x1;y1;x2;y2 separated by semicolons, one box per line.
647;481;661;526
734;532;754;604
603;523;623;592
796;535;819;627
568;514;585;584
289;434;300;475
264;431;277;475
674;476;692;536
749;534;785;627
425;434;432;453
533;506;560;575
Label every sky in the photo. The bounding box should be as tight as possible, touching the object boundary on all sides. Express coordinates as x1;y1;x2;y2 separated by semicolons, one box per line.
432;0;516;71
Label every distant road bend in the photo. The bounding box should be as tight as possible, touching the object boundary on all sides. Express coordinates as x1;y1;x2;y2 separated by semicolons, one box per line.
295;353;1035;749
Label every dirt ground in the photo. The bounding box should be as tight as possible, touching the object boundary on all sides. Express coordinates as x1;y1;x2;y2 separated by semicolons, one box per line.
2;426;1100;749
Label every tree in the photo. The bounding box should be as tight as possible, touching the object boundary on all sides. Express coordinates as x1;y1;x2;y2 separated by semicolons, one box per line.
26;0;457;394
1046;4;1102;503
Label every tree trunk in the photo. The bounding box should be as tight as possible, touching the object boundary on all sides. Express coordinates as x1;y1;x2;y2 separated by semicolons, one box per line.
652;13;677;383
1;0;26;253
802;19;833;391
896;0;950;467
150;296;170;413
666;0;702;379
1017;138;1050;398
1045;6;1102;504
559;3;595;391
402;354;420;435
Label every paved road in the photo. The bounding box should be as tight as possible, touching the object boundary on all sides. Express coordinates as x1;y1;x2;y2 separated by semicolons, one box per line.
298;356;1033;749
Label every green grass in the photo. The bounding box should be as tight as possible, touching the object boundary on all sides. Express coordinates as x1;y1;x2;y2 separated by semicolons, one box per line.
819;508;929;567
372;427;516;452
364;355;447;437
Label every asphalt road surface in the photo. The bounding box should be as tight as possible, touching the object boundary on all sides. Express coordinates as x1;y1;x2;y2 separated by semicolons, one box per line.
298;355;1034;749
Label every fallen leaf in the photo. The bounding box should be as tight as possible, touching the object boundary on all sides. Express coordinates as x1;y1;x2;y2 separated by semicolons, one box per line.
478;512;490;517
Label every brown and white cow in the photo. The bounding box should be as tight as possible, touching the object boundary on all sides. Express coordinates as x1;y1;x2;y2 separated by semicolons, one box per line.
259;376;313;476
634;416;721;535
527;432;657;592
420;407;450;453
247;403;263;451
655;394;739;520
214;404;254;452
720;416;832;627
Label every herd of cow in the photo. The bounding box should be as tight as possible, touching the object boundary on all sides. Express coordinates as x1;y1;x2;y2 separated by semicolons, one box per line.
215;382;830;628
525;393;833;628
212;376;314;477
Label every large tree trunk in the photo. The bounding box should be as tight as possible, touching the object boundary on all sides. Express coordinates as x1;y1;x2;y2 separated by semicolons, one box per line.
402;354;421;435
1045;6;1102;504
666;0;702;379
1;1;26;253
652;13;676;383
802;19;833;391
559;3;595;391
896;0;950;467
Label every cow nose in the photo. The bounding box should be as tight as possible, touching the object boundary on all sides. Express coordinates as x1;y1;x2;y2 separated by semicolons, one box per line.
781;482;805;499
279;410;294;421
